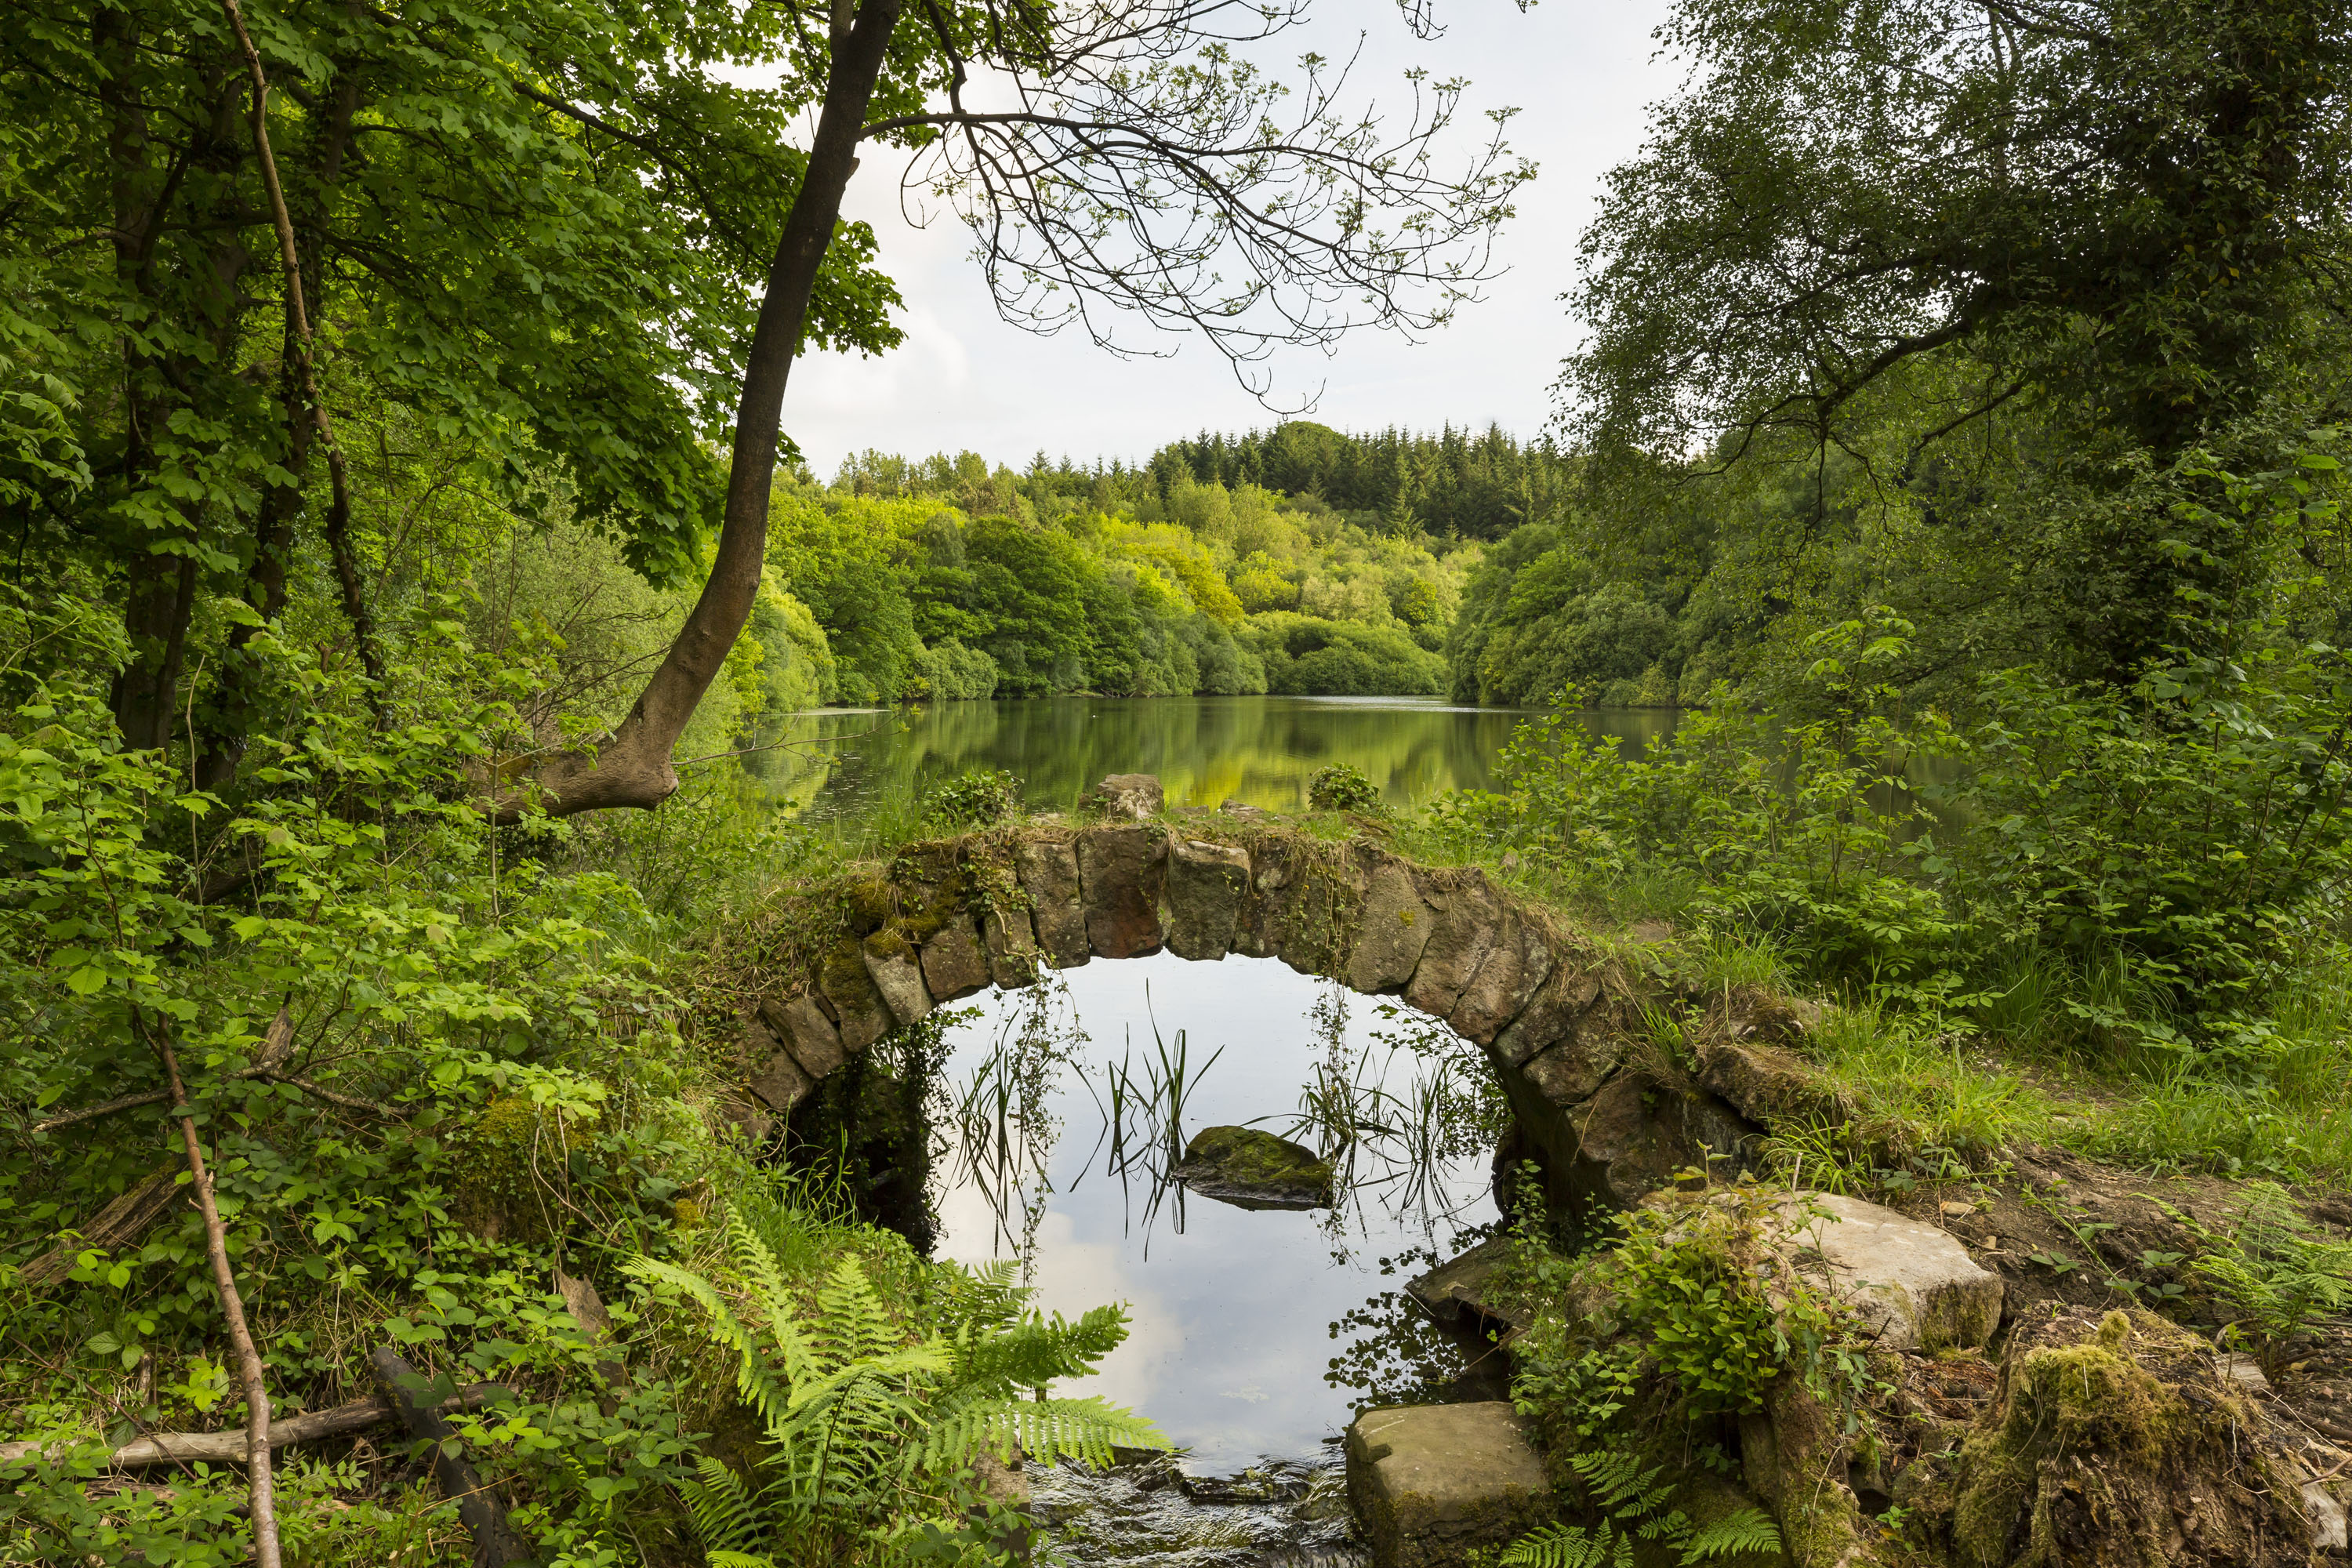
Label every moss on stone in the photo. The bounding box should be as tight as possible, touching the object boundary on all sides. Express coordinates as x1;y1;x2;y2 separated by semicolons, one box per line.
1185;1126;1330;1186
843;877;894;935
1944;1308;2302;1568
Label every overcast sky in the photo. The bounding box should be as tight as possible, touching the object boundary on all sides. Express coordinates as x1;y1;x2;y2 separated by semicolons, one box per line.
779;1;1679;477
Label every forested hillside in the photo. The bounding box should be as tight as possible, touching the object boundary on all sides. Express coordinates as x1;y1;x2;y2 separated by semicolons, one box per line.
740;441;1479;710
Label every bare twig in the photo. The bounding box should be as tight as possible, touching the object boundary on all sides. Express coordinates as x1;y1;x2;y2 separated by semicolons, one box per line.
154;1017;282;1568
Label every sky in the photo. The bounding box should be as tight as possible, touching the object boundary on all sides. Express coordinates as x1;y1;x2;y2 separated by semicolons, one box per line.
780;0;1679;478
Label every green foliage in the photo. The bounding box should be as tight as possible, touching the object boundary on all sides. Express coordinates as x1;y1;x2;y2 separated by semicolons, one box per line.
2160;1182;2352;1361
1146;421;1573;543
1432;612;1955;989
626;1202;1165;1563
1499;1450;1780;1567
1306;763;1384;815
920;769;1025;832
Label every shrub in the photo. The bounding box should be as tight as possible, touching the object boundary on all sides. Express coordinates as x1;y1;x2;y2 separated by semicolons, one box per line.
1307;762;1385;815
920;768;1024;829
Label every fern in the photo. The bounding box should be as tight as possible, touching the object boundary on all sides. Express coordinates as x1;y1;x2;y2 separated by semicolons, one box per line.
628;1200;1170;1562
1501;1446;1781;1568
1502;1520;1629;1568
1682;1507;1783;1562
677;1456;764;1553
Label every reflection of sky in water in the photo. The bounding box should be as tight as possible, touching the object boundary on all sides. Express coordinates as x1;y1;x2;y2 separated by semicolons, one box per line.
929;950;1500;1470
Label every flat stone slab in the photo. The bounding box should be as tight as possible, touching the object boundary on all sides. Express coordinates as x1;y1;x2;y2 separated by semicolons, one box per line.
1773;1191;2003;1352
1346;1403;1552;1568
1405;1237;1527;1335
1171;1125;1333;1209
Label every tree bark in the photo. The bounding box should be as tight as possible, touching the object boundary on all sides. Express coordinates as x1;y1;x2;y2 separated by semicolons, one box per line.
507;0;905;819
0;1385;504;1468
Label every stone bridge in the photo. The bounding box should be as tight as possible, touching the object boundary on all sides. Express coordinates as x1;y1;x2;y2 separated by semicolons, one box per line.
731;782;1813;1217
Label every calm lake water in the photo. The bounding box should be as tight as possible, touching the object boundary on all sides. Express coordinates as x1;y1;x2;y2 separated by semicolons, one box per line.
925;951;1506;1475
746;694;1682;818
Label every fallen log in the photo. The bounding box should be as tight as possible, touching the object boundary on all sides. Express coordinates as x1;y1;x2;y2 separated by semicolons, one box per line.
370;1348;529;1568
0;1384;506;1468
16;1163;186;1291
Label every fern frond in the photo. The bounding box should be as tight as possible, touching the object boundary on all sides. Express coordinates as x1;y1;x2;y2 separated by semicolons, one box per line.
812;1257;902;1370
924;1396;1170;1472
677;1456;763;1553
1680;1505;1782;1563
949;1258;1030;1334
955;1304;1133;1392
1569;1446;1671;1516
1500;1521;1628;1568
625;1256;796;1431
706;1554;781;1568
720;1202;822;1386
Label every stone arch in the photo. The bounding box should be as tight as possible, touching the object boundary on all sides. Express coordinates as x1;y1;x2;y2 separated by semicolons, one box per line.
731;794;1804;1217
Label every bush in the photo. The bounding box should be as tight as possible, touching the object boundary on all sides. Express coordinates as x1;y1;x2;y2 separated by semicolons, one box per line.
1307;762;1385;815
921;768;1024;829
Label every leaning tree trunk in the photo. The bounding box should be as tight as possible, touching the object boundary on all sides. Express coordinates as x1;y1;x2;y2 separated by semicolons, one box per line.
508;0;905;820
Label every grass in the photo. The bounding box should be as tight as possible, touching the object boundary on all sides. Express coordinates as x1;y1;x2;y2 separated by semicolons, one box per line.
1450;848;2352;1193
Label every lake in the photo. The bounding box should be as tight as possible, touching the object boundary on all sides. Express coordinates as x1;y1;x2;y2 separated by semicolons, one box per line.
744;693;1680;818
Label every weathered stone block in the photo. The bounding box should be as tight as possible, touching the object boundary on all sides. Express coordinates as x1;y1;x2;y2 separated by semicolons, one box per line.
819;941;893;1051
1163;837;1250;960
1346;1403;1552;1568
1345;853;1436;994
1573;1073;1759;1208
1077;825;1167;959
1492;963;1603;1067
1403;875;1504;1019
862;933;932;1028
981;904;1043;988
1698;1036;1844;1127
1769;1192;2003;1352
742;1015;814;1112
760;994;846;1080
1013;838;1089;969
1276;849;1366;978
1405;1237;1527;1335
1517;1029;1620;1107
1086;772;1165;820
1233;835;1302;959
1447;905;1553;1044
920;916;991;1002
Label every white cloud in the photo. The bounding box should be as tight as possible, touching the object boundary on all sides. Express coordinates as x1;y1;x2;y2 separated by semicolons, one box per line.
780;0;1679;474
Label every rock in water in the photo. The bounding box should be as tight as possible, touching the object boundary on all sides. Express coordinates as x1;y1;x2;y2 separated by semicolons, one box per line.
1345;1403;1552;1568
1171;1125;1334;1210
1406;1236;1528;1336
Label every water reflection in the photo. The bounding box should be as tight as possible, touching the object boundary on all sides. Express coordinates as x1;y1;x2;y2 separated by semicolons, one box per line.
924;952;1504;1469
746;695;1682;819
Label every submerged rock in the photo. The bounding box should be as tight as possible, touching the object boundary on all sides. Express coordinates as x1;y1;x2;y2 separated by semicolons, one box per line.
1173;1126;1335;1210
1345;1403;1552;1568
